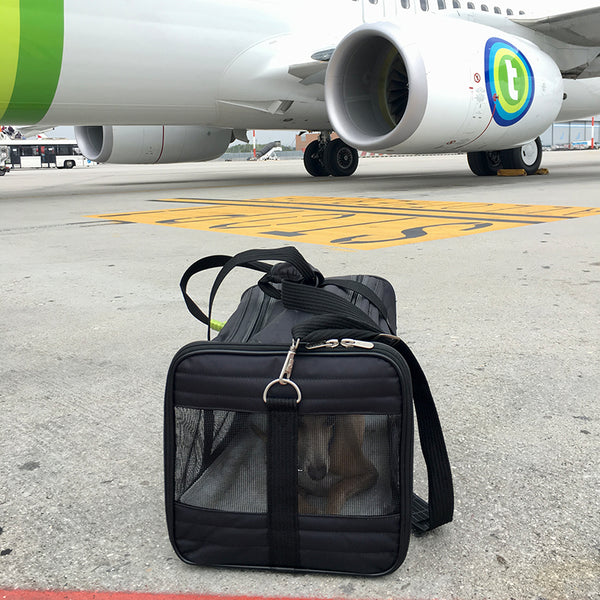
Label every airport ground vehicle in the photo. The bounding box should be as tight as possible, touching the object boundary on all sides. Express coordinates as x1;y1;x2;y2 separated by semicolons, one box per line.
0;145;9;175
3;139;84;169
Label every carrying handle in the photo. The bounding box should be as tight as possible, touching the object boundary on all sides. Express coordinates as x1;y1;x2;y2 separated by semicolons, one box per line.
180;247;323;338
179;254;271;327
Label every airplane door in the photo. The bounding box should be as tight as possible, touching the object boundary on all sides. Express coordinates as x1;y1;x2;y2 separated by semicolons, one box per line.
361;0;389;22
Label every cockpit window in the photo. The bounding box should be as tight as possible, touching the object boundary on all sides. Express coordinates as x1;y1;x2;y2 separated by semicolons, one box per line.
467;2;475;8
506;8;513;15
481;4;489;11
453;0;461;7
401;0;410;8
420;0;429;10
438;0;447;8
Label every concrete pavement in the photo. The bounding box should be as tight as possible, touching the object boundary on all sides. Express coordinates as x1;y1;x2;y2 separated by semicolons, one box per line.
1;152;599;600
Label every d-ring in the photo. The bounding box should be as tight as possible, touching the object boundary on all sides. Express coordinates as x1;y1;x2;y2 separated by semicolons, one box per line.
262;378;302;404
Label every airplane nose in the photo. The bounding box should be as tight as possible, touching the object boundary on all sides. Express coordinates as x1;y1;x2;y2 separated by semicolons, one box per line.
307;464;327;481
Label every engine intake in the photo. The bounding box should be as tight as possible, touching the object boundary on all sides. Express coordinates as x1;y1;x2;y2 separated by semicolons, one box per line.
325;22;428;151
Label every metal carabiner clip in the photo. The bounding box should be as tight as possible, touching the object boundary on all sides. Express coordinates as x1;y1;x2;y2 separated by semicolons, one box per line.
263;338;302;404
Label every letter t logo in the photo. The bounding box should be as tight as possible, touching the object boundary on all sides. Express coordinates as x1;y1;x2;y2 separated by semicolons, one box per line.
505;59;519;101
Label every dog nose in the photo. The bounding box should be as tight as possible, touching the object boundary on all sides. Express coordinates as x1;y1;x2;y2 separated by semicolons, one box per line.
307;464;327;481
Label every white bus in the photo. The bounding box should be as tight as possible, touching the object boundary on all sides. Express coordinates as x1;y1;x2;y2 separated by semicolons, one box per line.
2;139;85;169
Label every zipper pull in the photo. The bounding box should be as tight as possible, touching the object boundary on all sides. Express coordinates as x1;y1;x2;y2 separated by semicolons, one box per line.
340;338;374;349
305;339;339;350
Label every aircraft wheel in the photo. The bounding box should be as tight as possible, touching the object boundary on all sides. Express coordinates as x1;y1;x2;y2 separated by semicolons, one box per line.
303;140;329;177
0;168;6;176
324;139;359;177
467;150;502;176
500;137;542;175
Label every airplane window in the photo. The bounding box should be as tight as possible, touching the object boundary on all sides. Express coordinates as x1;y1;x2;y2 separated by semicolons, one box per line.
453;0;461;7
438;0;446;8
519;10;525;14
494;6;501;13
481;4;489;11
506;8;513;14
467;2;474;8
420;0;429;10
368;0;378;4
401;0;410;8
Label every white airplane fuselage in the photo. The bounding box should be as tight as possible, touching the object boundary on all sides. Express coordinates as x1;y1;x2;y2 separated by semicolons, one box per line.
39;1;356;129
2;0;599;171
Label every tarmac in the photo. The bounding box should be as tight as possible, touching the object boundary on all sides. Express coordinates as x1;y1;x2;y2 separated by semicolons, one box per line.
0;151;599;600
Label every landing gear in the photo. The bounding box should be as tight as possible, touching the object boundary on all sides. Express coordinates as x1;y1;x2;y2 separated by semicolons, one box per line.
467;137;543;176
303;140;329;177
466;150;503;176
324;138;359;177
500;137;542;175
303;132;359;177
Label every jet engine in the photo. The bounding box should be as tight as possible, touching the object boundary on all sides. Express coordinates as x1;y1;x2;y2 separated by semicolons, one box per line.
325;17;564;155
74;125;232;164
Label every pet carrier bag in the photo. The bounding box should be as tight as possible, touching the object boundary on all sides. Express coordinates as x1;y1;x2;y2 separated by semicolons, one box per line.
165;247;453;576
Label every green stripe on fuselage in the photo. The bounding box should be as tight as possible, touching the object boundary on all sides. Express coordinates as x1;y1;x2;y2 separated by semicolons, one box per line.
1;0;64;124
0;1;21;119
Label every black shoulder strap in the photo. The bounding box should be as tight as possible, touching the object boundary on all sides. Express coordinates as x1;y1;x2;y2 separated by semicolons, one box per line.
321;277;393;332
380;334;454;532
281;281;383;331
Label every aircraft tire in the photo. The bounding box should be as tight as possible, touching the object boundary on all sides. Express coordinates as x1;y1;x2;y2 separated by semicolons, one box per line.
467;150;502;176
324;139;359;177
303;140;329;177
500;137;542;175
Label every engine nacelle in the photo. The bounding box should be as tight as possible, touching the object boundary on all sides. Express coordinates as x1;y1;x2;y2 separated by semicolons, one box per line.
74;125;232;164
325;16;564;154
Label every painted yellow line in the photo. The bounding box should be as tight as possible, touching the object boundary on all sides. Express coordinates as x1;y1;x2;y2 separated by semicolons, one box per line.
88;197;600;250
0;0;20;119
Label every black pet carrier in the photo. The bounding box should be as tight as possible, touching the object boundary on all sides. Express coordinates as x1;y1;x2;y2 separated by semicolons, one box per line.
165;247;453;576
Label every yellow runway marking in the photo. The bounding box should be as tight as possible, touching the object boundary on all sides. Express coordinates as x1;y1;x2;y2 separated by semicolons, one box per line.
88;197;600;250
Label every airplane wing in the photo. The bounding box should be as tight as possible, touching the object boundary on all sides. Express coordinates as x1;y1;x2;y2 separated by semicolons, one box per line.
513;6;600;47
514;5;600;79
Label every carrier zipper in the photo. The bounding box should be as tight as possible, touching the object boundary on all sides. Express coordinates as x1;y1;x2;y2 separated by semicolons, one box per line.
304;338;375;350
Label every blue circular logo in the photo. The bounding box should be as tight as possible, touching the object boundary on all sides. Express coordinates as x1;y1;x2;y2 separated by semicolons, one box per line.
485;38;535;127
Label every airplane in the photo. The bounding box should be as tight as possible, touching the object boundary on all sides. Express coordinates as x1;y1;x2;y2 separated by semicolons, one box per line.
1;0;600;178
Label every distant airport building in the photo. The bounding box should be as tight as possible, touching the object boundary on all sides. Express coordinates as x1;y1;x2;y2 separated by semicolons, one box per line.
541;117;600;149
